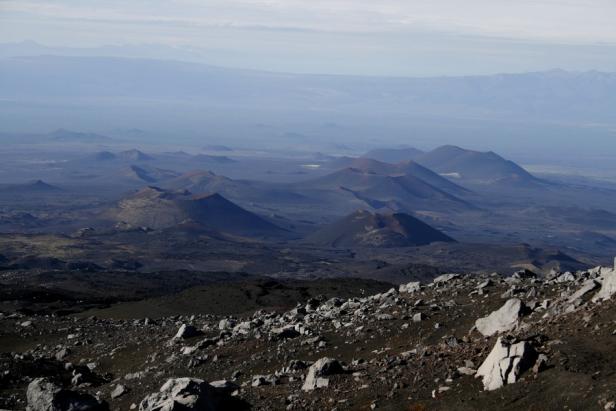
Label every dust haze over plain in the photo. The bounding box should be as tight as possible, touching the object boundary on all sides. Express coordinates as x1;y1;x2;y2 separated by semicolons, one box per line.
1;0;616;174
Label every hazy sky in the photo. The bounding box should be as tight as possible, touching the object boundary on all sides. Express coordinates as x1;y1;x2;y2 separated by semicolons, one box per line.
1;0;616;75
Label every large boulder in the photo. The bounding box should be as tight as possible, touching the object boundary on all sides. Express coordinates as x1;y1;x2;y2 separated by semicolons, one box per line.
27;378;107;411
139;378;219;411
568;280;600;304
475;337;536;391
301;358;344;391
475;298;526;337
592;268;616;302
174;324;200;340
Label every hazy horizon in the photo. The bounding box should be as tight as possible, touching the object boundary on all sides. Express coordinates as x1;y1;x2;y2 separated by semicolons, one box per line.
6;40;616;78
1;0;616;76
1;2;616;175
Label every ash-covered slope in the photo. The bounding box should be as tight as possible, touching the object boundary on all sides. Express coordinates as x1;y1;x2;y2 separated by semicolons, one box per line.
306;209;455;247
110;186;285;236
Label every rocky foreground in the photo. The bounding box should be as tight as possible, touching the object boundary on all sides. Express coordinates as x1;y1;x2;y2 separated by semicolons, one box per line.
3;263;616;410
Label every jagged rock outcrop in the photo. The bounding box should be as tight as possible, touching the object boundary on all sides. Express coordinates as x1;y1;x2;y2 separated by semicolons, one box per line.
592;267;616;302
475;337;536;391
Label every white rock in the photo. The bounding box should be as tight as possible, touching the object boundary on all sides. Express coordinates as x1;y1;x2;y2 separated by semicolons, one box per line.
181;346;198;356
139;378;218;411
432;274;460;285
27;378;104;411
399;281;421;294
232;321;252;335
475;298;525;337
568;280;599;304
111;384;128;399
55;348;70;361
302;358;344;391
475;337;535;391
554;272;575;283
457;366;476;376
592;268;616;302
174;324;199;340
477;279;492;289
412;313;426;322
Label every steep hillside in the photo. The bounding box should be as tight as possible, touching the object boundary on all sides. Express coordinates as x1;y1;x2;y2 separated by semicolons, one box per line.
109;187;285;237
306;209;455;247
303;168;474;212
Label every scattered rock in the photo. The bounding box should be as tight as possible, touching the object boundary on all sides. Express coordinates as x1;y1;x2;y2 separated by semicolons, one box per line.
533;354;548;374
111;384;128;399
55;348;71;361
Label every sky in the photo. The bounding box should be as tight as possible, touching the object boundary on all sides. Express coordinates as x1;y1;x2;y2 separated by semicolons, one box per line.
1;0;616;75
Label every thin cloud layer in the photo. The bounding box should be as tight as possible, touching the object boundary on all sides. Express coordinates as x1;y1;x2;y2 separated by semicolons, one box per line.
2;0;615;42
1;0;615;75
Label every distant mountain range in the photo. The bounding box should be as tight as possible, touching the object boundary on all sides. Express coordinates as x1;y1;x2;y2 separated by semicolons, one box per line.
0;129;114;144
327;157;471;195
1;55;615;155
2;56;614;126
356;145;542;187
49;129;113;143
306;210;455;248
303;167;473;213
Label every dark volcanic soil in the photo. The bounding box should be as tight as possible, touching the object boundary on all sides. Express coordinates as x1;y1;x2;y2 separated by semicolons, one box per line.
3;267;616;410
